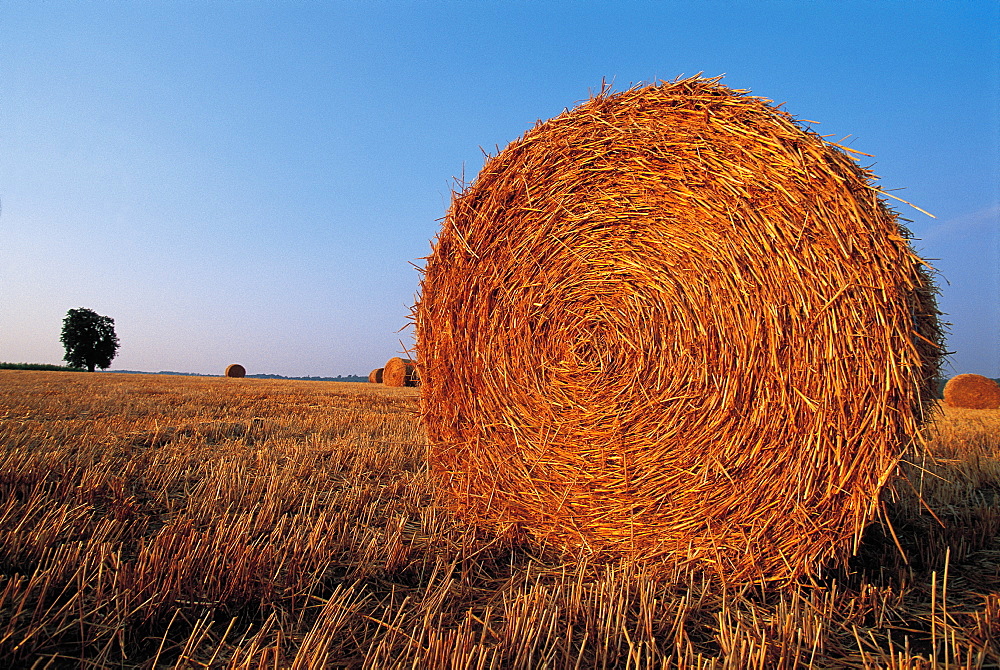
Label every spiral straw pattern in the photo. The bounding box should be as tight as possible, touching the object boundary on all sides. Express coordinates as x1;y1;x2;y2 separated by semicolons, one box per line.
384;357;419;388
416;77;942;582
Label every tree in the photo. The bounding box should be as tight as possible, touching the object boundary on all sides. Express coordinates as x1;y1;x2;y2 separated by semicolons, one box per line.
60;308;120;372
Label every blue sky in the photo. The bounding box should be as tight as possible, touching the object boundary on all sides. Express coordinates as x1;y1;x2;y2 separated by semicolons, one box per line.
1;1;997;378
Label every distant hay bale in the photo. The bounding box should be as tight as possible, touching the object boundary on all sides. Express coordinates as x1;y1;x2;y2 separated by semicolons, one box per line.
225;364;246;378
415;76;943;583
369;368;384;384
383;357;418;387
944;374;1000;409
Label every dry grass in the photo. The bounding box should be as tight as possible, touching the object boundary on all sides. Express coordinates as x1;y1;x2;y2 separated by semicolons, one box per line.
1;370;999;667
369;369;384;384
416;76;943;583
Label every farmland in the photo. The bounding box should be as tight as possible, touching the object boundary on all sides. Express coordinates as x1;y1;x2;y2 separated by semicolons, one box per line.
1;370;999;667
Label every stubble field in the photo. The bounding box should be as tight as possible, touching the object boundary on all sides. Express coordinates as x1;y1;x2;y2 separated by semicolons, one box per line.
1;370;999;668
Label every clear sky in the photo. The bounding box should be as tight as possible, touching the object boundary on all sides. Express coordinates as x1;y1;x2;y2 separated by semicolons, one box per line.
2;1;998;378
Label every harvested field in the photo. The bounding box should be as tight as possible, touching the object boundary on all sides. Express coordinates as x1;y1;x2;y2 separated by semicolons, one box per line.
1;370;999;667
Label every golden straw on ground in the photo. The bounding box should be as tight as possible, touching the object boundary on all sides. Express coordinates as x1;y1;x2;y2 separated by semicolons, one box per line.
415;76;943;583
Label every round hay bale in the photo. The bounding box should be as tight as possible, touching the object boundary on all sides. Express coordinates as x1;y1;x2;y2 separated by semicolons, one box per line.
369;368;385;384
415;77;943;583
383;357;418;387
943;374;1000;409
224;364;246;378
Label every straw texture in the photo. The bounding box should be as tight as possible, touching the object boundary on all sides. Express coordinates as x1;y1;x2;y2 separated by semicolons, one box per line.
225;364;246;378
944;374;1000;410
369;368;385;384
415;77;943;583
383;358;419;388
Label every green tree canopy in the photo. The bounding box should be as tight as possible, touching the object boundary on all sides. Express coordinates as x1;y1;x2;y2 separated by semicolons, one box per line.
60;308;120;372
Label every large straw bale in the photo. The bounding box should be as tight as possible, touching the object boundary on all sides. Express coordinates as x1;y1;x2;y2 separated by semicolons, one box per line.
224;364;246;378
383;357;418;387
943;374;1000;409
415;77;943;583
369;368;385;384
